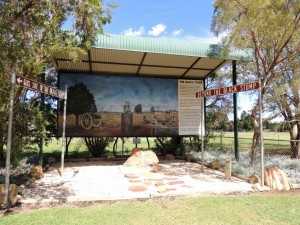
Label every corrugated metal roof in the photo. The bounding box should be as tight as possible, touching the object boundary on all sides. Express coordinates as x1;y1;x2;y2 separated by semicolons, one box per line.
54;34;253;79
94;34;253;61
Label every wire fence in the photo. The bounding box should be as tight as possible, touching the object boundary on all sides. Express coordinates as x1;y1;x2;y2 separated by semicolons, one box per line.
190;134;300;184
208;136;299;157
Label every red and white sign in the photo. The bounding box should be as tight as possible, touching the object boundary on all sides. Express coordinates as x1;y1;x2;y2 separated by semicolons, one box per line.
195;81;259;98
16;75;65;99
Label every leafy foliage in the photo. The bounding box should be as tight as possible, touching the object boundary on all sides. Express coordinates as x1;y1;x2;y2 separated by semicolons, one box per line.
212;0;300;162
0;1;116;165
154;137;185;156
239;110;252;131
84;137;114;157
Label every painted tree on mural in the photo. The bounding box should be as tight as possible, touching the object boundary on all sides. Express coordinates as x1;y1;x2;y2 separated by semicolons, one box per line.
134;104;142;114
62;83;97;127
212;0;300;162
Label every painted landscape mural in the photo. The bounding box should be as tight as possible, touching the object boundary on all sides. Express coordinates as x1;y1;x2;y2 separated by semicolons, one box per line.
58;74;179;137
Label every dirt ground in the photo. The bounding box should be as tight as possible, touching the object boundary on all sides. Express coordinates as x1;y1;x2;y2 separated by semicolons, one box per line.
1;158;300;215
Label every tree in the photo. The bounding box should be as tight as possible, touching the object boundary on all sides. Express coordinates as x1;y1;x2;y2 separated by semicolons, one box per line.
62;83;97;127
212;0;300;163
206;110;229;132
134;104;142;114
264;59;300;157
240;110;252;131
122;101;131;113
0;1;116;163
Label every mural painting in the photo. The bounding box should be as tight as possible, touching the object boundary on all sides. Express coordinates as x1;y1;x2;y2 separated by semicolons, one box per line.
58;74;179;137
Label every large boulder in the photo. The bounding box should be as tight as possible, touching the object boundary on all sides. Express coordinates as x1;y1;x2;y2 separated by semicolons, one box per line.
29;165;44;179
124;149;159;167
264;166;292;191
248;174;261;184
0;184;22;207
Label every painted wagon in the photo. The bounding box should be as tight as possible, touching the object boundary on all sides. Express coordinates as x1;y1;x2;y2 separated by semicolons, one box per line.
80;113;101;129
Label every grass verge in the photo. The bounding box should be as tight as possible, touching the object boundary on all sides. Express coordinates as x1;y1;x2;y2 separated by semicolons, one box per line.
2;194;300;225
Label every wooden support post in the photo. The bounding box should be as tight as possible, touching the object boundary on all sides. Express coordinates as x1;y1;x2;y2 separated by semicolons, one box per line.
225;158;232;180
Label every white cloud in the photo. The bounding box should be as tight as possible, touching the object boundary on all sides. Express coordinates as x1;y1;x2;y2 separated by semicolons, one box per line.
184;31;228;44
172;29;183;36
122;27;145;36
184;29;229;44
148;24;166;36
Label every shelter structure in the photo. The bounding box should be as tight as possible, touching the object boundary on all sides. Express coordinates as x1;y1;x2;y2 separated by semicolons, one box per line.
53;34;252;159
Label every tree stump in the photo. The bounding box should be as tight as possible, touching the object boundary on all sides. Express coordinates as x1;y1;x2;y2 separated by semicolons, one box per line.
264;167;292;191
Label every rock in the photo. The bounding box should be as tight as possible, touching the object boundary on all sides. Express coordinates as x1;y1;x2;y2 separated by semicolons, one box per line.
29;165;44;179
155;182;166;187
208;161;219;170
248;174;261;184
0;184;22;207
185;154;194;162
167;180;184;185
264;166;292;191
165;154;175;160
128;185;148;192
278;168;292;191
157;188;176;193
131;147;140;156
129;179;142;183
253;183;264;192
124;150;159;167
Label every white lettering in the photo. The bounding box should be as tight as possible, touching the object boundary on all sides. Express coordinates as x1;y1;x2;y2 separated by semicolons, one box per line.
24;79;31;87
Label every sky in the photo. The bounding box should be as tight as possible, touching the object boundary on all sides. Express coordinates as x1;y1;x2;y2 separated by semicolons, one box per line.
103;0;222;43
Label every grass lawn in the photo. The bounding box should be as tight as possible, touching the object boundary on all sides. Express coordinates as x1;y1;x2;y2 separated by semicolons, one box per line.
2;194;300;225
26;132;290;160
208;132;291;153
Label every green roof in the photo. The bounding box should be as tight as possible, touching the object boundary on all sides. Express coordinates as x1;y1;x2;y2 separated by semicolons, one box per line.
94;34;253;61
54;34;253;79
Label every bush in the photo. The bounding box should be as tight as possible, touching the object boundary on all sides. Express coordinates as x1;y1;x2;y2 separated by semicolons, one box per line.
84;137;114;157
154;137;185;156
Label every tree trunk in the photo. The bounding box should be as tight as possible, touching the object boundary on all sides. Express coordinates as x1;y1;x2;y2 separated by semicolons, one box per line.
289;121;299;158
250;103;260;165
0;144;3;159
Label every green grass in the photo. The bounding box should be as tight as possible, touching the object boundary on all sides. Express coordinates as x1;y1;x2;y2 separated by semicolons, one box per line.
222;131;290;140
208;132;291;154
2;194;300;225
24;132;290;161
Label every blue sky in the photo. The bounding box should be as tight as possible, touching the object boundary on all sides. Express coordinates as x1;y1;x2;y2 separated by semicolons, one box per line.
103;0;222;43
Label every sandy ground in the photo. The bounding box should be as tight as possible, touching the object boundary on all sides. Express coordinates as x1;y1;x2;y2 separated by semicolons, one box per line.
21;159;254;204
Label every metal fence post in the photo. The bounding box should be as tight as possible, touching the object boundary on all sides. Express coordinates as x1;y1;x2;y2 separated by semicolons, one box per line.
4;72;16;208
259;78;265;187
60;85;67;176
